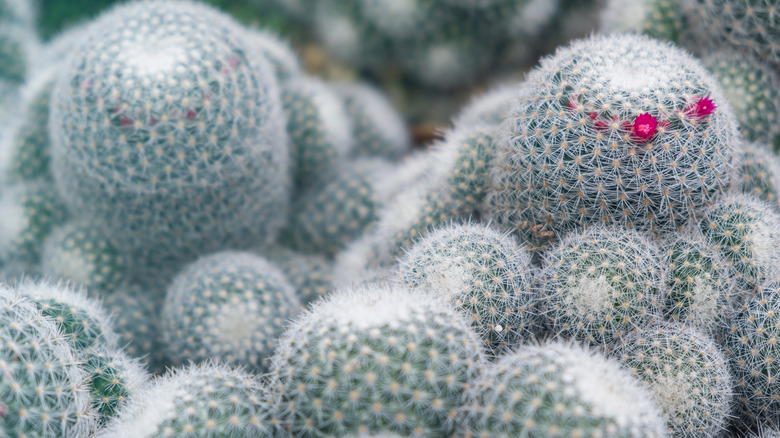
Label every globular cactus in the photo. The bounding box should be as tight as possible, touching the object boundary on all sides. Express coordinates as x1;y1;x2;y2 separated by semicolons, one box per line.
704;51;780;146
724;276;780;428
659;233;738;333
453;83;519;128
487;33;739;246
268;284;485;437
83;348;148;425
394;222;538;352
613;323;733;437
600;0;687;44
49;0;291;263
285;159;396;256
334;82;411;161
739;142;780;211
240;26;302;82
282;76;354;189
686;0;780;66
97;362;273;438
538;226;665;348
41;221;130;294
0;180;68;269
458;340;667;438
161;251;300;371
100;284;165;372
0;285;95;437
265;246;333;306
699;193;780;287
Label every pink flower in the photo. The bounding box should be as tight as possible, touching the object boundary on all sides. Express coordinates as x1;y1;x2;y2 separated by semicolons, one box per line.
632;113;657;141
685;95;716;120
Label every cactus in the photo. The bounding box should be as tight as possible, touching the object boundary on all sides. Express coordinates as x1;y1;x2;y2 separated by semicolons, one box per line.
41;221;130;294
453;83;519;128
0;0;35;26
704;51;780;146
265;246;333;306
614;323;733;437
725;276;780;427
0;180;68;269
15;279;118;353
486;33;739;246
268;283;484;437
240;26;302;82
686;0;780;66
161;251;300;371
282;76;354;189
659;233;738;333
83;347;149;424
699;193;780;287
97;362;273;438
0;285;96;437
334;82;411;161
739;142;780;211
0;24;35;84
394;222;538;352
538;226;665;348
458;340;666;438
49;0;291;263
599;0;687;44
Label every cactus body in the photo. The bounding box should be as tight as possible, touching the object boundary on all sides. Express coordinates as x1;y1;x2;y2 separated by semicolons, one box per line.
83;348;148;424
97;362;273;438
395;222;538;352
161;251;299;371
49;0;291;262
265;246;333;306
699;193;780;287
614;323;733;437
539;227;664;348
453;83;518;128
41;221;130;294
459;340;666;438
739;142;780;211
487;33;739;245
240;26;302;82
269;284;484;437
600;0;686;43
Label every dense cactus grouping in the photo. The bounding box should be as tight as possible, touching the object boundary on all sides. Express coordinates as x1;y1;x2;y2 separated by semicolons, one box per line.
3;0;780;436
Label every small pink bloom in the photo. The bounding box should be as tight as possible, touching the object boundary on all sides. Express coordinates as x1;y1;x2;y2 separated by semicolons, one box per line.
632;113;657;141
685;95;716;120
594;120;609;131
589;111;599;120
186;109;197;120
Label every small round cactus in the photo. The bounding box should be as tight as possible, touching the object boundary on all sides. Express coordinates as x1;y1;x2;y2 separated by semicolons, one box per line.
394;222;538;352
282;76;354;189
538;226;665;348
49;0;291;262
613;323;733;437
97;362;273;438
269;284;484;437
83;348;148;425
0;285;95;437
699;193;780;287
0;180;68;269
334;82;411;161
458;340;667;438
161;251;300;371
600;0;687;44
704;51;780;146
659;233;738;333
41;221;130;294
265;246;333;306
739;142;780;211
487;33;739;245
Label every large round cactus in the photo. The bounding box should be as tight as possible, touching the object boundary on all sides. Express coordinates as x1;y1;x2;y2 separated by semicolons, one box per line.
613;323;733;437
161;251;300;371
0;286;96;437
268;284;484;437
394;222;538;352
458;340;666;438
49;0;290;263
538;226;665;348
97;362;273;437
487;33;739;246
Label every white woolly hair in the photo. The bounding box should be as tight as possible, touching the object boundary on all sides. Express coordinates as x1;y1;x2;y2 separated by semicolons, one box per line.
13;277;120;349
0;285;98;436
333;81;411;157
240;26;302;79
285;76;354;156
372;148;438;202
453;82;521;128
96;361;265;438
